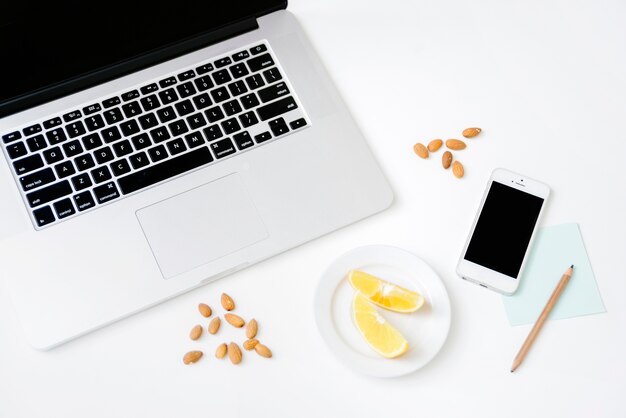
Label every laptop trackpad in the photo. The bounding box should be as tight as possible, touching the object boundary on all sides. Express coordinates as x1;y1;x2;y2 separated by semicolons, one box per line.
136;174;268;279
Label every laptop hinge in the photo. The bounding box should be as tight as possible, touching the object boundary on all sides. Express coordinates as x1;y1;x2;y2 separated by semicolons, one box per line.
0;17;259;118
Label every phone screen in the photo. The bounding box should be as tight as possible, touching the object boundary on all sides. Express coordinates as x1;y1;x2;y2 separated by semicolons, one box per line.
464;181;544;278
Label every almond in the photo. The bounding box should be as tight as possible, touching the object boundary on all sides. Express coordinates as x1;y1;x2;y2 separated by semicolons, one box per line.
427;139;443;152
221;293;235;311
452;161;465;178
189;324;203;341
462;127;482;138
228;342;242;365
208;317;221;335
446;139;466;150
246;319;258;339
198;303;212;318
215;343;227;359
224;313;245;328
413;143;428;159
254;343;272;358
243;338;259;351
183;350;203;365
442;151;452;169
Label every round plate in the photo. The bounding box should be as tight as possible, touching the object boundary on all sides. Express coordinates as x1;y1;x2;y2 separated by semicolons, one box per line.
314;245;451;377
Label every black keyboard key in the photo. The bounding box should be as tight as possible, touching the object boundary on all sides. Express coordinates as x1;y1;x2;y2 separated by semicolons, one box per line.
33;205;55;227
27;180;72;207
187;113;207;130
245;74;265;90
55;160;76;178
23;124;42;136
290;118;307;130
66;121;86;138
63;140;83;157
215;57;232;68
94;146;115;164
250;44;267;55
7;142;27;159
20;167;55;191
228;80;248;96
150;126;171;143
210;86;230;103
138;112;159;130
63;110;82;122
233;131;254;150
178;70;195;81
255;131;272;143
101;126;122;143
132;133;152;150
71;173;92;191
91;165;112;183
140;94;161;111
112;139;133;157
184;131;205;148
158;88;178;105
159;76;177;88
83;103;101;115
174;99;194;117
14;154;44;175
269;117;289;136
3;131;22;144
122;101;143;118
239;111;259;128
84;114;105;131
196;63;214;74
240;93;260;109
120;119;140;137
53;198;75;219
168;119;189;136
257;96;297;121
43;147;63;164
194;75;214;92
93;181;120;204
102;96;121;108
263;67;282;83
46;128;67;145
247;53;274;72
232;50;250;61
129;151;150;169
203;124;223;141
210;138;236;159
82;133;103;150
229;63;249;79
166;138;187;156
122;90;140;101
111;159;131;176
148;145;168;163
140;83;159;94
205;106;225;122
212;69;232;85
193;93;212;110
258;82;290;103
221;117;241;134
43;117;63;129
104;107;124;124
176;82;196;98
223;100;242;116
73;191;96;211
118;147;213;194
75;153;96;171
26;134;47;152
157;106;176;123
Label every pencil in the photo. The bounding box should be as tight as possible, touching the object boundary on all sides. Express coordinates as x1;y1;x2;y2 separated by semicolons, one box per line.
510;264;574;372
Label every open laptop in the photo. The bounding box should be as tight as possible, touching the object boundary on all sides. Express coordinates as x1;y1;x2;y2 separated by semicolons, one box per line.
0;1;393;349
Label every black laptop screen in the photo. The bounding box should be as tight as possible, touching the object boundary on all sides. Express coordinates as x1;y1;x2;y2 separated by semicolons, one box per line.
0;1;285;112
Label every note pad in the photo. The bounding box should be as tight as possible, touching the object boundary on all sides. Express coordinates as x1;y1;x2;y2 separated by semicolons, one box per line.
502;223;605;326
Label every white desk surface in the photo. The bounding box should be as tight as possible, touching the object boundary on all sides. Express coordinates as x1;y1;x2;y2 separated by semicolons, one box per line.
1;1;625;417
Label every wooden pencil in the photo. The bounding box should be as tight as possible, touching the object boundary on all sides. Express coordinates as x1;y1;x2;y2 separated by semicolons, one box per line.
510;265;574;372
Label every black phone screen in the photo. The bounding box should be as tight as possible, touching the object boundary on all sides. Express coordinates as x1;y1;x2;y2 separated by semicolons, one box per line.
464;181;544;278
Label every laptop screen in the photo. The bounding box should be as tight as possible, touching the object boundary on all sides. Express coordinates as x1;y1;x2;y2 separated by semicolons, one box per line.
0;0;285;114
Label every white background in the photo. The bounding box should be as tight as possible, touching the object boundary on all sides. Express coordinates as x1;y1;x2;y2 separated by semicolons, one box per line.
1;0;625;416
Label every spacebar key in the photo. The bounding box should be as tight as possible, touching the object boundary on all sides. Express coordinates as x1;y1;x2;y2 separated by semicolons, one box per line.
118;147;213;194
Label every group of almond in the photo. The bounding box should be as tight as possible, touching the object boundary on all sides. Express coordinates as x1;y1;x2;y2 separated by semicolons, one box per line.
413;127;482;178
182;293;272;366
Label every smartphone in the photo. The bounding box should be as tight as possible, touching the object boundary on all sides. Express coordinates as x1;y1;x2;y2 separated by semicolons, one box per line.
456;168;550;295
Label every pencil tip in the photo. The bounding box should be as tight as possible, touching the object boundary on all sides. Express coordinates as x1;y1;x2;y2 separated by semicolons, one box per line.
571;264;574;269
510;370;514;373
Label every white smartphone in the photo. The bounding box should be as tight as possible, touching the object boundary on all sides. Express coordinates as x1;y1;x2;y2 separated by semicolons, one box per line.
456;168;550;295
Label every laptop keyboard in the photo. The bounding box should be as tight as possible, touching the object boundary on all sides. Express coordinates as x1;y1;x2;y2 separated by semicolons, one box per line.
1;41;309;230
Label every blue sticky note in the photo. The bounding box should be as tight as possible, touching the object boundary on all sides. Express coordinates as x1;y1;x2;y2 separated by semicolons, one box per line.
502;223;605;326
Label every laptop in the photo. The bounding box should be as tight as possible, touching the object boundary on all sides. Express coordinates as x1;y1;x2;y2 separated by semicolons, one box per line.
0;1;393;349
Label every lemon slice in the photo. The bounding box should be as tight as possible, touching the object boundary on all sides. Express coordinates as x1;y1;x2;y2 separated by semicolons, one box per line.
352;293;409;358
348;270;425;313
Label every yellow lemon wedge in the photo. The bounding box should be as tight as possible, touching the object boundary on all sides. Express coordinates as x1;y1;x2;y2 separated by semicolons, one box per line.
352;293;409;358
348;269;425;313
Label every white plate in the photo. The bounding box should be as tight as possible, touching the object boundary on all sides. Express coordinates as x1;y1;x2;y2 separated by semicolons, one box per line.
314;245;451;377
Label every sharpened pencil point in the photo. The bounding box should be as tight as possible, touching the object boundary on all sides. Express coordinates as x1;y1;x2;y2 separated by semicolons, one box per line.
571;264;574;268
